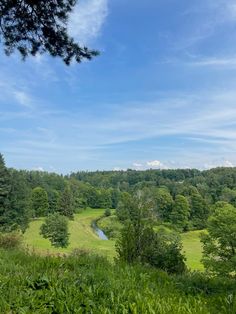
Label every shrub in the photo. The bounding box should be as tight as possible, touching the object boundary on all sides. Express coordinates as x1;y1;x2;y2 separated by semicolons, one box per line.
116;222;186;274
104;208;111;217
0;231;22;249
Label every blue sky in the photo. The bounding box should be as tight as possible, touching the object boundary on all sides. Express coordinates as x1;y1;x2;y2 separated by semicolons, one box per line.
1;0;236;173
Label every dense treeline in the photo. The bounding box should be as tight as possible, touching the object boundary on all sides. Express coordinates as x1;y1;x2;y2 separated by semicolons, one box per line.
70;167;236;201
2;151;236;233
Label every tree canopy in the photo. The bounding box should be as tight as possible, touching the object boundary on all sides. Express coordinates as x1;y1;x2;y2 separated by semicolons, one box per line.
201;203;236;277
31;187;49;217
0;0;99;64
0;154;10;231
40;213;69;248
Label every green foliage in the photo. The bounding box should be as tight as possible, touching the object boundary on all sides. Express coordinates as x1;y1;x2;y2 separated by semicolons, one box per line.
154;187;173;221
190;192;209;229
170;195;190;231
220;187;236;206
57;185;74;219
116;192;133;221
40;213;69;248
116;190;154;223
6;169;31;232
0;231;22;249
201;203;236;277
116;193;186;273
31;187;49;217
98;189;112;208
104;208;111;217
141;227;186;273
117;222;186;273
47;189;60;214
0;154;10;230
0;0;98;64
0;249;234;313
175;271;236;296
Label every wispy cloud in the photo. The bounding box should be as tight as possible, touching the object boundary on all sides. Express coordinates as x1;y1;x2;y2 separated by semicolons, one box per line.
68;0;108;44
163;55;236;68
172;0;236;52
13;91;33;109
204;159;234;169
4;88;236;171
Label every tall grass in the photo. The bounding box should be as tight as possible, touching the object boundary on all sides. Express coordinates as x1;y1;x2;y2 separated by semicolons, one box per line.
0;249;235;313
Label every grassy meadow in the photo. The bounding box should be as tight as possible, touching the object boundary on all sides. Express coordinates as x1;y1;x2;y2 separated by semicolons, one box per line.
24;208;116;259
181;230;204;270
23;208;204;270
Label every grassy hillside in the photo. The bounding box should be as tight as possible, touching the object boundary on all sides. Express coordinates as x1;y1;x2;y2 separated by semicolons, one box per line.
181;230;204;271
24;208;116;259
24;209;204;269
0;249;235;313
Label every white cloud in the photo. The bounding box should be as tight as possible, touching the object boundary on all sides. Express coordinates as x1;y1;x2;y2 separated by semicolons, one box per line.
133;162;143;167
163;55;236;68
68;0;108;44
172;0;236;52
33;166;44;171
132;162;143;170
224;160;234;167
113;167;126;171
182;56;236;68
146;160;167;169
147;160;161;167
204;160;234;169
13;91;33;109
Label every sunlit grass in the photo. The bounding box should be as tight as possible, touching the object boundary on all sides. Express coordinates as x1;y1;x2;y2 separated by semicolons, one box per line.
181;230;204;271
23;208;116;259
24;209;204;269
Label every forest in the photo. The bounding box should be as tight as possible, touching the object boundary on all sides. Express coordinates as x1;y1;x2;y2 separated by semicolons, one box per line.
2;152;236;233
0;153;236;312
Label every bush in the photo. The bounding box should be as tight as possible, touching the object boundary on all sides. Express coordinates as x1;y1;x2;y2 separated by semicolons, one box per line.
0;232;22;249
116;222;186;274
104;208;111;217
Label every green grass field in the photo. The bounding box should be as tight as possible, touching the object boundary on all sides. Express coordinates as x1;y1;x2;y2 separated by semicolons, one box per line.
23;208;116;259
23;209;204;269
181;230;204;270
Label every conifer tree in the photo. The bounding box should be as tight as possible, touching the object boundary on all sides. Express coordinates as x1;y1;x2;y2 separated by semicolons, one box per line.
0;0;98;65
0;154;10;230
6;169;31;232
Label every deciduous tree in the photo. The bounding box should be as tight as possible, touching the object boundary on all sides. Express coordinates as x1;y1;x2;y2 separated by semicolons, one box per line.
40;213;69;248
57;185;74;219
31;187;49;217
170;195;190;231
201;203;236;277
